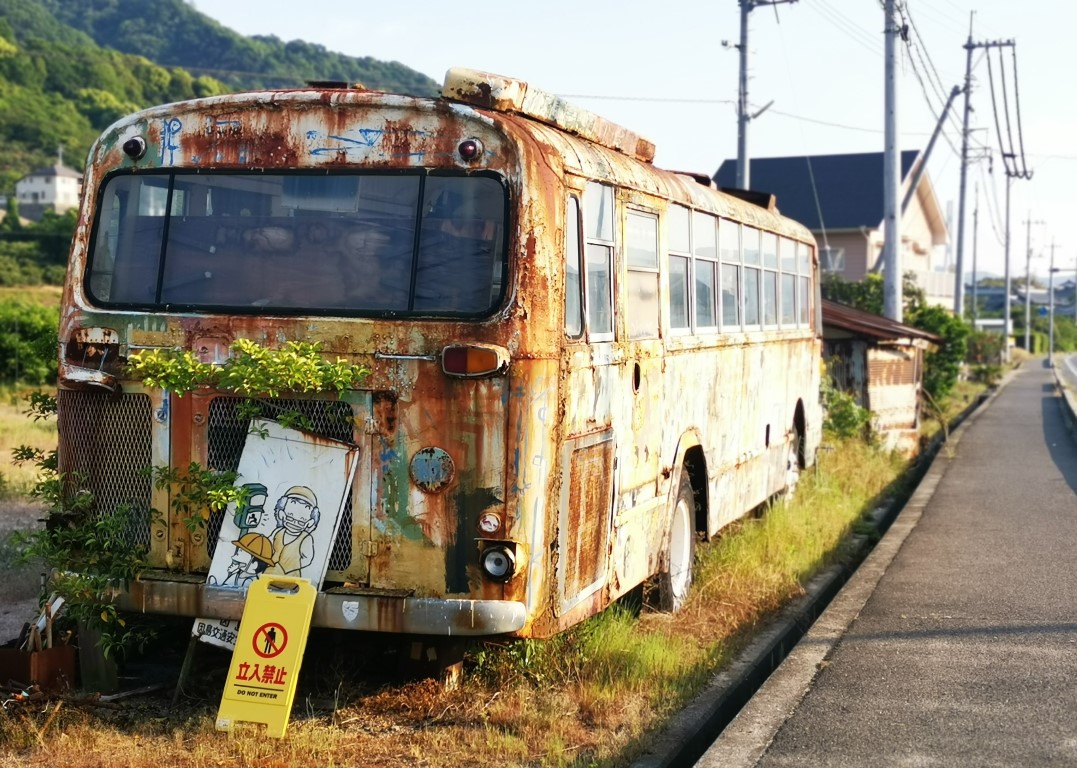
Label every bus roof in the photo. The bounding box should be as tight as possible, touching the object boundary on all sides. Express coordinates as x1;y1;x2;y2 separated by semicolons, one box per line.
442;67;657;165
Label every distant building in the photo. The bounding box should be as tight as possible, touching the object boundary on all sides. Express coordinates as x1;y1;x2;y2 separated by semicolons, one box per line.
13;147;83;222
715;151;953;309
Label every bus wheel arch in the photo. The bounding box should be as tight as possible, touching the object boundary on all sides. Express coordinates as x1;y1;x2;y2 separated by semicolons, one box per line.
653;446;705;614
784;400;807;497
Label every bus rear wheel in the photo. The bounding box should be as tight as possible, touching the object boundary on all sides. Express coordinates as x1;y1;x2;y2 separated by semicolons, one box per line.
656;473;696;613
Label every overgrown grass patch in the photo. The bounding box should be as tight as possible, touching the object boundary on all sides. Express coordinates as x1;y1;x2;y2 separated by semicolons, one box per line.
0;433;927;767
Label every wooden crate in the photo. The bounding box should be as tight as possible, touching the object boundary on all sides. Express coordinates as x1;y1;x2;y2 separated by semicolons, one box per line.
0;645;77;690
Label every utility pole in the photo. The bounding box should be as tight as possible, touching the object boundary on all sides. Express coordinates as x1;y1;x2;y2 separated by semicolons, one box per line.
733;0;797;189
971;183;979;322
1004;176;1012;363
954;14;975;317
1048;239;1059;366
1023;214;1045;352
882;0;901;321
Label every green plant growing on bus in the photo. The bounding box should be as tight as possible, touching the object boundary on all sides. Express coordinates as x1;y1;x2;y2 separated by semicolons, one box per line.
145;463;242;535
129;339;369;396
12;394;157;660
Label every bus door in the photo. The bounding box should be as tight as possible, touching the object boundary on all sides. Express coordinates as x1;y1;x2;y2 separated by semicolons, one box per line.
557;183;617;616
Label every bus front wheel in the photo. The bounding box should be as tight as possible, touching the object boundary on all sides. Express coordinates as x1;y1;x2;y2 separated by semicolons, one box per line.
656;473;696;613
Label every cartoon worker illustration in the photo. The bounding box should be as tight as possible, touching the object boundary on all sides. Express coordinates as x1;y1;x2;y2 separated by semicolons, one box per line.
222;532;274;587
233;482;269;537
266;485;321;577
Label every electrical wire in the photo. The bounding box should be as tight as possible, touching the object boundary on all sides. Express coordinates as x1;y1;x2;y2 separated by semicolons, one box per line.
984;48;1012;176
1010;46;1033;179
996;47;1019;176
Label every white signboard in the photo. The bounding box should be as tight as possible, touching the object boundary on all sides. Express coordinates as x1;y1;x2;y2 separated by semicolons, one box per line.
194;418;358;649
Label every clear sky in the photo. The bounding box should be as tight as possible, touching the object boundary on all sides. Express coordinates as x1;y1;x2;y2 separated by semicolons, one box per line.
193;0;1072;279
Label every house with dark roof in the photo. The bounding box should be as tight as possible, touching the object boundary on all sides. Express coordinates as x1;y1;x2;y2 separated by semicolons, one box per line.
715;151;953;308
14;148;83;222
822;298;941;455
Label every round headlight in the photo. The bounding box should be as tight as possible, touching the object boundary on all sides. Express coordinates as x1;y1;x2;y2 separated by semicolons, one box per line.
480;545;515;581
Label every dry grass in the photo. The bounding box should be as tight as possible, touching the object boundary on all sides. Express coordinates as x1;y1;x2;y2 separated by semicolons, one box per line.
0;387;56;497
0;434;910;767
0;285;62;308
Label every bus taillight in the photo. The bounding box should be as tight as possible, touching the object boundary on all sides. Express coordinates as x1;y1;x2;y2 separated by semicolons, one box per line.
441;344;508;378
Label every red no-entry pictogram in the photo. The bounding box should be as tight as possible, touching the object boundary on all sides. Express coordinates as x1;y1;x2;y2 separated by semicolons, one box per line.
253;622;288;658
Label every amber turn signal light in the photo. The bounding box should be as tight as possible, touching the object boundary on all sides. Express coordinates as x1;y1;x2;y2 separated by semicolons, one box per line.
441;344;508;378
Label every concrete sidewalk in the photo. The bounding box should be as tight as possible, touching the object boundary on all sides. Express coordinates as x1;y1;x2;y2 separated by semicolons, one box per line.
699;358;1077;766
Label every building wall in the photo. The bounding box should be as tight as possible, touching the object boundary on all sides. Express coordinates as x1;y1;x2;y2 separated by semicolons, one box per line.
14;171;82;221
819;195;953;308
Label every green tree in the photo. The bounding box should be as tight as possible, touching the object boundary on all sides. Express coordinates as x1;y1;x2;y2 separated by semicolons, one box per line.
906;303;969;400
0;299;59;385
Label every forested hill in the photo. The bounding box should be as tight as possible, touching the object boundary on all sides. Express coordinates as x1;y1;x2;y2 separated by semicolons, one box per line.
0;0;438;191
39;0;439;96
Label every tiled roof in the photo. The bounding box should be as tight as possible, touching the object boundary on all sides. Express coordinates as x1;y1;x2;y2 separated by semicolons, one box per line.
714;151;920;230
24;163;82;180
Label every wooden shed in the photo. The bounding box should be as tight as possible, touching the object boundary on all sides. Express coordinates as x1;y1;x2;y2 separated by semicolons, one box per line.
822;299;941;455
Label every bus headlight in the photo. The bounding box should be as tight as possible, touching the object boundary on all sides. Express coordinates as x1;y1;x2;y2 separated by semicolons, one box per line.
480;544;516;582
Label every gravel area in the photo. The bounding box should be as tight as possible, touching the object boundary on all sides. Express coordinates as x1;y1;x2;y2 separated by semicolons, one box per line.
0;498;47;645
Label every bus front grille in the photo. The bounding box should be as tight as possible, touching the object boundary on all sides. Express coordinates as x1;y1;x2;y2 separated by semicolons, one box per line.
56;390;153;550
205;396;355;571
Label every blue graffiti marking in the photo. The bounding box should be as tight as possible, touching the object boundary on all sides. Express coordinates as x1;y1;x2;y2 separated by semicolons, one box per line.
305;128;432;158
161;118;182;165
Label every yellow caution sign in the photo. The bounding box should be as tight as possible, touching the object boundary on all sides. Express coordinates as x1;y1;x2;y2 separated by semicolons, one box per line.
216;575;317;738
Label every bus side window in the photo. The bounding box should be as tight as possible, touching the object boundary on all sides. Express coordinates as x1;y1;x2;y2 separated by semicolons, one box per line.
626;209;659;338
565;196;583;337
583;183;614;340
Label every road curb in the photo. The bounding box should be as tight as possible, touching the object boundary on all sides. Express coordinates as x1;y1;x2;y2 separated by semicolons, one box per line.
632;371;1017;768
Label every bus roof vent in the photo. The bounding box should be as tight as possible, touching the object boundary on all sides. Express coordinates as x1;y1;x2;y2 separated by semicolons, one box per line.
306;80;359;89
442;67;656;165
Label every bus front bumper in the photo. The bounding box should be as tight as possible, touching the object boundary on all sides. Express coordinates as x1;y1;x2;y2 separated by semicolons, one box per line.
113;572;527;636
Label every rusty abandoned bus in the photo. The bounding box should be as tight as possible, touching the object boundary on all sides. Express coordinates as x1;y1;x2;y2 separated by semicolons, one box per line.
56;68;822;647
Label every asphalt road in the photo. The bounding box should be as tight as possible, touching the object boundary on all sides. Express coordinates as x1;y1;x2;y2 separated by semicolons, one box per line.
702;358;1077;766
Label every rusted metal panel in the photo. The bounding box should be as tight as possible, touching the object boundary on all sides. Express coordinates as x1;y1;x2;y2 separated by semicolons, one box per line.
867;347;919;431
557;431;614;615
114;576;526;635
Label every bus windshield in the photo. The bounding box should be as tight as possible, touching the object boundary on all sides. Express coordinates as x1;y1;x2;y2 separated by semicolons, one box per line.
86;171;507;316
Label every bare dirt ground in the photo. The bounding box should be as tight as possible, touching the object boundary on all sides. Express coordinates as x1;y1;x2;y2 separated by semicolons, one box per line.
0;497;46;645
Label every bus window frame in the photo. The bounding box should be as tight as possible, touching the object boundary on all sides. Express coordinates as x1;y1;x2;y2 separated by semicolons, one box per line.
625;206;661;340
83;167;512;320
719;218;742;331
565;195;584;339
691;210;719;333
583;182;615;343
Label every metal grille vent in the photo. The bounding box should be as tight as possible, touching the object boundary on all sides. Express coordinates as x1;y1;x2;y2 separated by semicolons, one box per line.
56;390;153;550
205;397;356;571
